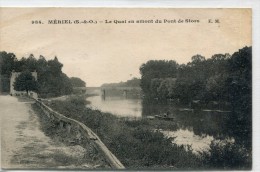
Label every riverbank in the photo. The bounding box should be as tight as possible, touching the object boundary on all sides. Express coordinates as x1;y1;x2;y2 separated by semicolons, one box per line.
31;102;111;169
48;96;251;170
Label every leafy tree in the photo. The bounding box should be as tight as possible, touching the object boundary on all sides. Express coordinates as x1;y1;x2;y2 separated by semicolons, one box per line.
35;55;73;97
190;54;206;65
1;52;74;97
25;54;37;71
48;56;63;75
0;51;17;92
205;74;228;101
70;77;86;87
14;57;27;72
13;70;38;95
150;78;163;98
60;73;73;95
225;46;252;149
0;51;17;75
139;60;178;98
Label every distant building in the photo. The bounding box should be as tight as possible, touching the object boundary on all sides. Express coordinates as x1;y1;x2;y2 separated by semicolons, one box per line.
10;70;38;99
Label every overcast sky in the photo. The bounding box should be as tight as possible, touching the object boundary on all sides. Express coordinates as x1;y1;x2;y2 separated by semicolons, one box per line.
0;8;251;86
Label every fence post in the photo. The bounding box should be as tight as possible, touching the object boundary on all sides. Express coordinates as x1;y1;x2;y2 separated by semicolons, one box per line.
59;121;64;129
66;123;71;133
34;100;125;169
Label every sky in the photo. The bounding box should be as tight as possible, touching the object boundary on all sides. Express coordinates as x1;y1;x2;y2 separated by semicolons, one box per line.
0;8;251;86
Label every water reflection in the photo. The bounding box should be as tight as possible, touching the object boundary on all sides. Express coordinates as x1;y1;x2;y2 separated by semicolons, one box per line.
87;96;142;118
142;100;231;139
161;129;214;154
87;95;239;152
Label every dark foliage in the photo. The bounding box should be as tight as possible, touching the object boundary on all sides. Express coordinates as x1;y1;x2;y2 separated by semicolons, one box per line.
200;140;251;170
13;70;38;94
70;77;86;87
0;51;82;98
0;52;16;92
139;60;178;100
139;46;252;167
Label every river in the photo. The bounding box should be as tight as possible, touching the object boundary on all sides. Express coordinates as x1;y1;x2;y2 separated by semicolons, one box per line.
86;94;236;153
87;96;142;118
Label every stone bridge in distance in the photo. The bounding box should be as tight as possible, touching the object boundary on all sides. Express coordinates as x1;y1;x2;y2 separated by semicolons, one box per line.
100;87;142;99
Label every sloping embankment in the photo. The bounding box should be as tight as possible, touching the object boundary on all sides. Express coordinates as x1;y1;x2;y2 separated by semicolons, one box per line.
34;99;125;169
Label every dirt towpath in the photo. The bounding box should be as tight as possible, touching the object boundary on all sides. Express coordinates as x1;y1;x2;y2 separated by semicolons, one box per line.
0;95;102;169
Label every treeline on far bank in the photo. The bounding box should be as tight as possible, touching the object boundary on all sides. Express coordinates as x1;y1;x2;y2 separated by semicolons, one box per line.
0;52;86;98
140;46;252;150
101;77;140;88
140;46;251;106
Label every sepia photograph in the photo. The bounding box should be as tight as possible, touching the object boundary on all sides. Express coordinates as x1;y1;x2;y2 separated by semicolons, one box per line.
0;7;253;170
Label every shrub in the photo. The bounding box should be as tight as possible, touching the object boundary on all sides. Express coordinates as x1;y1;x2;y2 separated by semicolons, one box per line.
200;140;252;170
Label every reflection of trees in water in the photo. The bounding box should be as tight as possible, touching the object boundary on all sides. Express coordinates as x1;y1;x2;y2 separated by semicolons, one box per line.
141;99;247;145
140;47;252;152
175;111;230;138
141;98;176;116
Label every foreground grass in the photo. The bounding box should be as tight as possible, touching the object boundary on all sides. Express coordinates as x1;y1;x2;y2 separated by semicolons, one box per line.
32;103;110;169
47;96;251;170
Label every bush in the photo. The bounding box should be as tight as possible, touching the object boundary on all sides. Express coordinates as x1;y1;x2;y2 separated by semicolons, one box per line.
200;140;252;170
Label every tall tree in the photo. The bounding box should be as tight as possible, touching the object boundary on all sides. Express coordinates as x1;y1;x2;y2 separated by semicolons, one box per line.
226;46;252;149
139;60;178;98
0;51;17;92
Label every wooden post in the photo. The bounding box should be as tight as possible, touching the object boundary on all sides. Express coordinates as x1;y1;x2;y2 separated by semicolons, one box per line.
59;121;64;129
123;90;127;99
76;125;82;142
66;123;71;133
102;89;106;100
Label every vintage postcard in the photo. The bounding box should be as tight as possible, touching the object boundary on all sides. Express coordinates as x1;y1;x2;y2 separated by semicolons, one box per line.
0;8;252;170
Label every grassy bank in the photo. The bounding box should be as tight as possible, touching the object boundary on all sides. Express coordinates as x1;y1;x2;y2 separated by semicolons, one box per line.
32;102;110;169
48;96;251;170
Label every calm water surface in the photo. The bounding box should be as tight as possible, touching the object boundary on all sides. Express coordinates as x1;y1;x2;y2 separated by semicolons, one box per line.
87;96;142;117
87;95;234;153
